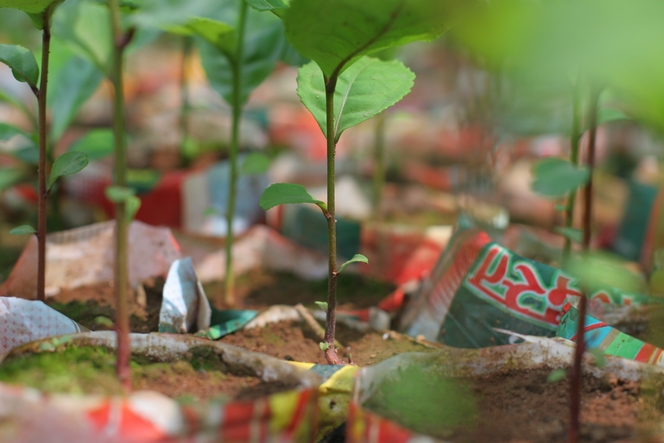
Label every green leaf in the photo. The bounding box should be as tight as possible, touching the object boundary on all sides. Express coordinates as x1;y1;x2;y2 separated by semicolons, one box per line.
588;349;606;369
554;227;582;244
199;8;287;105
127;0;218;29
48;55;104;141
68;129;114;161
126;195;141;222
243;0;288;11
319;342;329;351
167;17;235;56
297;57;414;140
260;183;326;211
241;152;271;175
9;225;36;235
52;1;113;75
0;168;26;191
283;0;446;78
0;44;39;89
597;108;630;126
0;122;28;141
0;0;63;14
314;301;328;311
48;151;88;190
554;204;566;212
565;251;643;294
105;185;136;203
338;254;369;273
12;144;39;164
531;158;590;198
547;368;567;383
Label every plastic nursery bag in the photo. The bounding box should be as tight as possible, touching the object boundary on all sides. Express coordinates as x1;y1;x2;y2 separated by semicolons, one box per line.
0;220;182;299
400;228;652;348
556;302;664;365
0;298;88;357
0;332;320;443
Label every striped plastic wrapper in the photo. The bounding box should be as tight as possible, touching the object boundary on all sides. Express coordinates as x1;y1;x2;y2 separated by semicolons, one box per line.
346;401;441;443
399;228;653;348
0;332;320;442
556;302;664;365
0;383;319;443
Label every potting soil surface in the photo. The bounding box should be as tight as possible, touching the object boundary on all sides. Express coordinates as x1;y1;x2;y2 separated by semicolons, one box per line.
46;277;164;333
366;366;663;443
220;320;438;366
0;345;296;401
205;269;397;311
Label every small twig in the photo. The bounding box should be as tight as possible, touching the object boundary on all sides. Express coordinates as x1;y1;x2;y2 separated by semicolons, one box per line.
295;304;344;351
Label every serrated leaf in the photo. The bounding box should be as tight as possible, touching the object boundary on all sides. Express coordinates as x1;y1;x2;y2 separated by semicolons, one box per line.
48;151;88;190
243;0;287;11
49;55;104;141
260;183;326;211
68;129;114;161
105;185;136;203
241;152;271;175
283;0;446;78
314;301;328;311
9;224;36;235
0;123;28;141
554;227;582;244
547;368;567;383
531;158;590;198
0;44;39;89
199;8;287;105
338;254;369;273
298;57;414;140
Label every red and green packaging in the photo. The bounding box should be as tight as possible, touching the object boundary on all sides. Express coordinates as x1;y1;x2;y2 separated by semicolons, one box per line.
400;228;652;348
556;302;664;365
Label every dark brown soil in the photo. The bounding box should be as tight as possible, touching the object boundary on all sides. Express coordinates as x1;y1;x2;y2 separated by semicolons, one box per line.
204;269;396;311
46;277;163;333
219;320;438;366
448;368;663;443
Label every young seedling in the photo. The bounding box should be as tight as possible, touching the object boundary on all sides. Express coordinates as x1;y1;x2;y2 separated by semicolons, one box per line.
0;0;89;302
259;0;445;364
155;0;300;305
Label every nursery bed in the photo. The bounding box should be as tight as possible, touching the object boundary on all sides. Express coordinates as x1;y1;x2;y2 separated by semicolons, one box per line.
0;343;298;401
220;319;438;366
205;269;396;311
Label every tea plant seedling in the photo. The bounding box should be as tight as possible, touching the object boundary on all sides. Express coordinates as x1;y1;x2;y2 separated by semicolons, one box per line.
0;0;90;302
260;0;446;364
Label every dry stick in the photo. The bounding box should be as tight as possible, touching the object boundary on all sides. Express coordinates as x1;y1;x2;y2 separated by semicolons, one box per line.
568;89;599;443
35;6;54;303
108;0;131;392
323;76;343;365
294;304;344;350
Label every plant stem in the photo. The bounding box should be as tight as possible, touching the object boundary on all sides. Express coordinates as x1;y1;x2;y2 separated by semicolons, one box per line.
323;75;342;365
179;36;192;155
223;0;249;306
568;88;599;443
108;0;131;392
35;7;53;303
371;111;387;221
563;89;583;263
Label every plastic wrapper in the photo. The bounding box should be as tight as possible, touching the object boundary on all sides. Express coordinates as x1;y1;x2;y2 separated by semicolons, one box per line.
557;301;664;365
0;298;87;357
0;220;182;299
399;228;653;348
0;332;320;443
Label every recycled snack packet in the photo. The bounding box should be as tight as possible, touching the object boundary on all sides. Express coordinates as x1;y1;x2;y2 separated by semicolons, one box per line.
400;228;651;348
